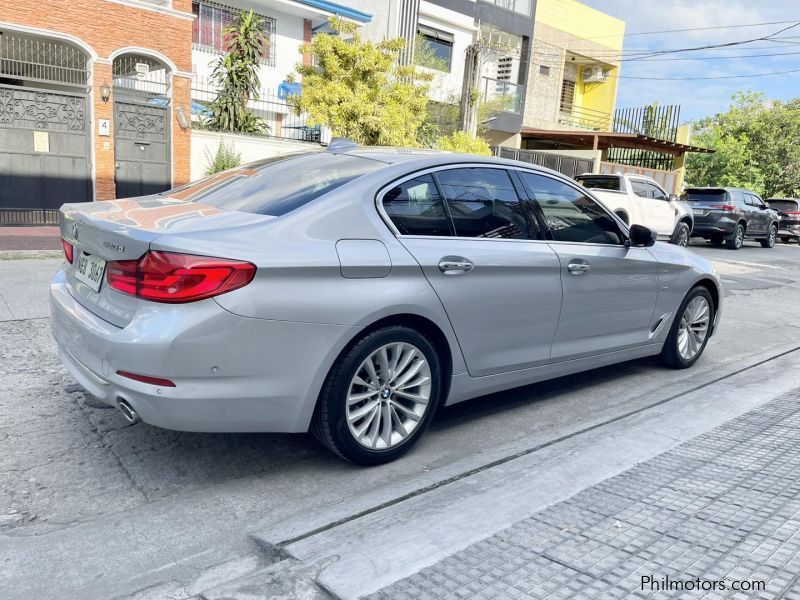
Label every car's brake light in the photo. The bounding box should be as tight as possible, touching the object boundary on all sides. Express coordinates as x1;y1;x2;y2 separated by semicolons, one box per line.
106;251;256;303
117;370;176;387
784;211;800;215
61;238;74;264
710;204;736;212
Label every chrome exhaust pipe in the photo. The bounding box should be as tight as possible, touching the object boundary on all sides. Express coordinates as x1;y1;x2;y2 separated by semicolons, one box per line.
117;399;140;424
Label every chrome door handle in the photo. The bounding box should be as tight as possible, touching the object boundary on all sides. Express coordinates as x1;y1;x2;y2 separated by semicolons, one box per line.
438;260;474;274
567;261;591;275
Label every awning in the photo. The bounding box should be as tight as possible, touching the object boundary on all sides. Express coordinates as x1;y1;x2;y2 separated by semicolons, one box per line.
520;129;714;156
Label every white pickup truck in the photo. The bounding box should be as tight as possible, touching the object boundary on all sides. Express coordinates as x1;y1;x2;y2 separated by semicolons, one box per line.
575;173;694;246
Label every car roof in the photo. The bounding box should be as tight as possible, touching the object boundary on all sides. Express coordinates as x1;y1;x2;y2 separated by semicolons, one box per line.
330;145;571;180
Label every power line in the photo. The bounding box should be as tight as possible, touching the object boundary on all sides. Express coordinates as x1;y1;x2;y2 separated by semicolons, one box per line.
581;19;800;40
611;67;800;80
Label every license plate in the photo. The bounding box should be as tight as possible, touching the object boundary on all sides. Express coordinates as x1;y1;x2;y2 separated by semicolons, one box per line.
74;251;107;292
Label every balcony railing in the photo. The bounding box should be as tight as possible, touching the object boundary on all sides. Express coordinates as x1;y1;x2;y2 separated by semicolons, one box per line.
481;0;532;16
558;106;611;131
482;77;524;114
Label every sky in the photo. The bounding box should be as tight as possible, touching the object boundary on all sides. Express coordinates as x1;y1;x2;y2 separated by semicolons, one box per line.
578;0;800;122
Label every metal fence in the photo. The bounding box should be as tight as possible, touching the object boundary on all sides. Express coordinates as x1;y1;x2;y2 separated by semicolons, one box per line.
0;208;60;226
599;161;680;194
609;104;681;170
191;76;323;143
0;30;88;88
558;106;611;131
493;147;595;179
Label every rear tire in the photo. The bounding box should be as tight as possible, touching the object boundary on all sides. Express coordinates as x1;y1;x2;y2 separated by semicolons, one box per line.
670;222;690;247
760;224;777;248
660;286;715;369
311;326;442;465
725;223;745;249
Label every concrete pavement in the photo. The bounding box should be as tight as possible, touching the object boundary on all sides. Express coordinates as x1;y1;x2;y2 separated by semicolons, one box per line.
1;241;800;599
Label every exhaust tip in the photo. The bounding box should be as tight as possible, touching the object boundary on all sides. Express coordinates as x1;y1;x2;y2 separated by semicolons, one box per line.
117;399;140;424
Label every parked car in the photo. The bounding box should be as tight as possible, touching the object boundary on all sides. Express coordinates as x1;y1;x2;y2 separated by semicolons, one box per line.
575;173;693;246
683;187;779;250
767;198;800;243
51;144;721;464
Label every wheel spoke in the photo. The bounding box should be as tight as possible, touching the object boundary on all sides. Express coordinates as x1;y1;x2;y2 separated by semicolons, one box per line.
346;341;432;450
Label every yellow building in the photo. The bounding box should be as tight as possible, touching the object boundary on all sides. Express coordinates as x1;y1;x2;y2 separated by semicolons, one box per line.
523;0;625;132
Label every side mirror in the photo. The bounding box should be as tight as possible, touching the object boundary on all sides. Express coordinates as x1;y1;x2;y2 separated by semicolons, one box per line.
628;224;657;247
668;193;679;202
759;204;769;210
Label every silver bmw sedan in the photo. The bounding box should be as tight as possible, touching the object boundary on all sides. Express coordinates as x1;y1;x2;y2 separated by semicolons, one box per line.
51;142;721;464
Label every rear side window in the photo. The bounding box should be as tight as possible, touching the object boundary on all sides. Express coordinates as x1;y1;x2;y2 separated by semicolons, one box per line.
630;180;650;198
768;199;800;211
683;189;728;203
576;176;621;191
382;174;453;236
436;167;538;239
161;152;381;216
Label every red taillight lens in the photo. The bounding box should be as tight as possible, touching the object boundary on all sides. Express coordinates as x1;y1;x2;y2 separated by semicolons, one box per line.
62;238;74;264
785;211;800;216
106;251;256;303
710;204;736;212
117;370;176;387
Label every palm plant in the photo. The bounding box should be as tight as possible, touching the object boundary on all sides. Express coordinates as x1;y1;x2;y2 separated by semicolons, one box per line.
205;10;270;134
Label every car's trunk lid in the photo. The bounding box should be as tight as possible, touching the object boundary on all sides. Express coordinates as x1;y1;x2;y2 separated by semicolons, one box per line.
59;196;268;327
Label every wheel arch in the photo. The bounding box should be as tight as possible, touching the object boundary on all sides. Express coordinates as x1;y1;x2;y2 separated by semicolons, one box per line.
693;277;720;333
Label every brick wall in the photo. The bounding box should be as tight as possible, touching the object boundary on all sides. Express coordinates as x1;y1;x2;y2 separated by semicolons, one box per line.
2;0;193;199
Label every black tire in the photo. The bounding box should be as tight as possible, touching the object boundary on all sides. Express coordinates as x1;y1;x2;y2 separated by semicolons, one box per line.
760;224;777;248
660;286;715;369
709;234;724;245
725;223;745;249
670;222;690;247
311;326;442;465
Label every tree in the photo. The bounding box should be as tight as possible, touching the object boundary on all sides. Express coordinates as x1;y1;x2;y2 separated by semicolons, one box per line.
205;10;269;134
686;92;800;197
292;18;431;146
435;131;492;155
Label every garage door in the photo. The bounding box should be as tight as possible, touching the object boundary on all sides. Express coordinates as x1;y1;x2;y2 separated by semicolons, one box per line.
0;84;91;222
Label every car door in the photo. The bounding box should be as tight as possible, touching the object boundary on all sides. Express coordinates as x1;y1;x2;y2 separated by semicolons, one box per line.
630;178;673;235
747;193;769;234
516;170;659;361
380;166;563;377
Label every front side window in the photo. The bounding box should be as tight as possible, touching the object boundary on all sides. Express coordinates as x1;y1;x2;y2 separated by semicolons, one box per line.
436;168;538;240
630;180;649;198
162;152;381;216
382;174;453;236
647;182;668;201
518;172;624;245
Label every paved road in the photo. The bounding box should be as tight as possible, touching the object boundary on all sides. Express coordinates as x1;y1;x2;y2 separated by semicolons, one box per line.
0;241;799;599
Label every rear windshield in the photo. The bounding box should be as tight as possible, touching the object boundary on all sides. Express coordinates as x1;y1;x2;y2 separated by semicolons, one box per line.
682;189;728;203
768;199;799;211
161;152;382;216
575;176;621;191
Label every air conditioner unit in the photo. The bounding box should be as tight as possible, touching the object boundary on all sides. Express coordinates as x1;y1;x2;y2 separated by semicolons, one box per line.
582;66;608;83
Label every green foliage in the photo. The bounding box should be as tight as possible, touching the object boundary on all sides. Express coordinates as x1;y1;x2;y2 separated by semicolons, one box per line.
435;131;492;155
204;140;241;175
418;94;511;147
414;34;448;72
687;92;800;197
292;17;431;146
205;10;270;134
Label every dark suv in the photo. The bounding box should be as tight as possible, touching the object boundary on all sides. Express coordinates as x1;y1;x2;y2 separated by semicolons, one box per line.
683;187;779;249
767;198;800;243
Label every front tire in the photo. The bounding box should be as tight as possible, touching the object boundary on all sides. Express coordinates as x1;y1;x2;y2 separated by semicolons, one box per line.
671;222;690;247
760;224;777;248
725;223;745;249
660;286;715;369
311;326;442;465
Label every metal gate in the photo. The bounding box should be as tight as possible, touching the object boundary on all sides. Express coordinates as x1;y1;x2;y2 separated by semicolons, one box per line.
113;100;170;198
113;54;171;199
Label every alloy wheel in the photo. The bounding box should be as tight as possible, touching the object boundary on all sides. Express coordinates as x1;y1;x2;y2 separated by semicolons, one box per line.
769;226;776;246
677;296;710;360
346;342;432;450
735;226;744;248
677;226;689;247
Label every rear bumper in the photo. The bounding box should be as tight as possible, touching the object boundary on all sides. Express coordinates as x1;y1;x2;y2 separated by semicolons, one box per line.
50;266;357;432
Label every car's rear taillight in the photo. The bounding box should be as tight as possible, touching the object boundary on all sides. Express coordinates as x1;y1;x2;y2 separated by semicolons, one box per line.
117;370;176;387
710;204;736;212
784;211;800;216
106;251;256;303
61;238;74;264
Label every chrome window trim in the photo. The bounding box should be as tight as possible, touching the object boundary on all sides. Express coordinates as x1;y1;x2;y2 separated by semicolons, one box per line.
374;162;631;248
